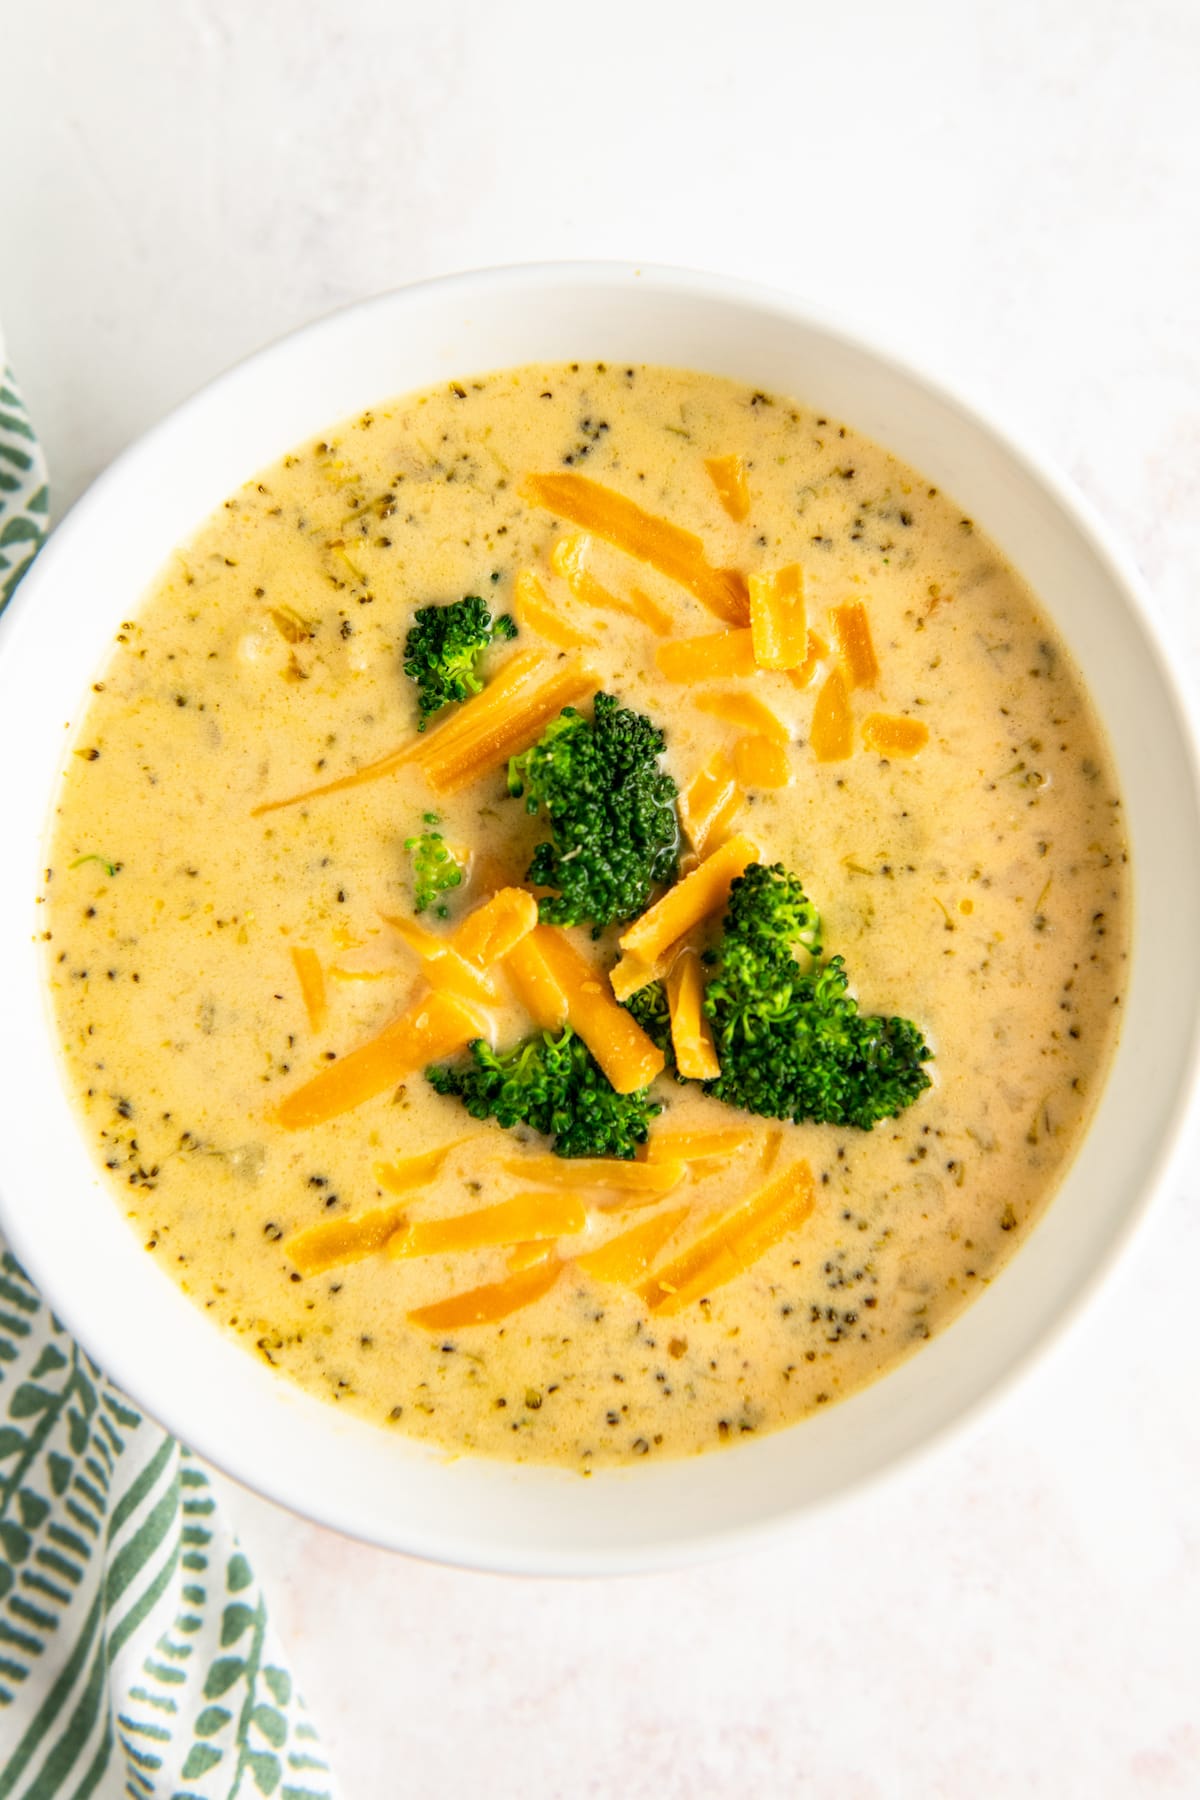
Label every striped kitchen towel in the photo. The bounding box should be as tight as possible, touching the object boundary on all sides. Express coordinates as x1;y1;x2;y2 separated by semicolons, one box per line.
0;348;338;1800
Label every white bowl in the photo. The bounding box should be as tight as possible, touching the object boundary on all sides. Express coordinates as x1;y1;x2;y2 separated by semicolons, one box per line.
2;264;1198;1575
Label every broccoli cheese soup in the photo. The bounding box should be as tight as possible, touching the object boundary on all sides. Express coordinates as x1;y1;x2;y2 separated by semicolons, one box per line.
41;362;1129;1470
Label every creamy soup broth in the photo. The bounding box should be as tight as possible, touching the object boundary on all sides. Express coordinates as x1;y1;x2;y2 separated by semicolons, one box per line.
42;363;1129;1468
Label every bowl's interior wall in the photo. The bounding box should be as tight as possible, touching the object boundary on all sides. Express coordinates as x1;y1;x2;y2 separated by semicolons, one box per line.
1;266;1196;1572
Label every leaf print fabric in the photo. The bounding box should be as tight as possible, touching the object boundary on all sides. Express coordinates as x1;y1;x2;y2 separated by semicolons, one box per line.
0;1245;337;1799
0;364;47;616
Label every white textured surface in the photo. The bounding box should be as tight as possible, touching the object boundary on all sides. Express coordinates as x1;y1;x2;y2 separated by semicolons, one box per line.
3;2;1199;1794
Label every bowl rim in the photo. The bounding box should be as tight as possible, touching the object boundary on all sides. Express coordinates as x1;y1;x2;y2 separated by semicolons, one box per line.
4;258;1200;1575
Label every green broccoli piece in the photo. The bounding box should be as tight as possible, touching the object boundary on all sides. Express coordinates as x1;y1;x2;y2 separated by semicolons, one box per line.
403;595;517;728
507;692;680;931
703;863;932;1130
622;980;673;1058
426;1027;661;1159
405;828;464;916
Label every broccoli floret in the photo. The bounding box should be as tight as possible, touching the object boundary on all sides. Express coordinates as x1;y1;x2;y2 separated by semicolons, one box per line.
622;980;672;1057
405;827;464;916
403;595;517;728
426;1027;661;1159
715;860;824;971
703;862;932;1131
507;692;680;930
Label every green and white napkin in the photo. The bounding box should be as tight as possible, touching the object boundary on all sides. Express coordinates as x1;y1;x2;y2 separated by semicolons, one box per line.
0;364;47;613
0;350;338;1800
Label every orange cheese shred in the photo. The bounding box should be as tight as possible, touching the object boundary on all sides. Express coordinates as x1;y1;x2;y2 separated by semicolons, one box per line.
506;1240;557;1273
575;1206;692;1284
416;656;599;794
656;629;757;684
252;739;422;817
287;1137;476;1274
733;734;792;789
692;690;788;745
550;536;670;635
505;930;570;1031
551;534;623;615
530;927;665;1093
451;887;539;968
250;649;547;816
387;1191;585;1258
639;1159;817;1314
524;471;750;625
704;454;751;523
627;587;674;635
289;946;327;1033
749;564;808;670
861;714;930;757
810;666;854;763
608;944;676;1005
512;568;598;650
831;601;880;689
380;914;444;958
500;1155;685;1202
666;948;721;1081
759;1129;784;1175
641;1127;753;1164
287;1203;409;1277
385;888;536;998
678;748;743;857
275;988;480;1130
618;834;759;968
419;946;497;1006
408;1257;563;1330
788;630;828;691
374;1139;472;1195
